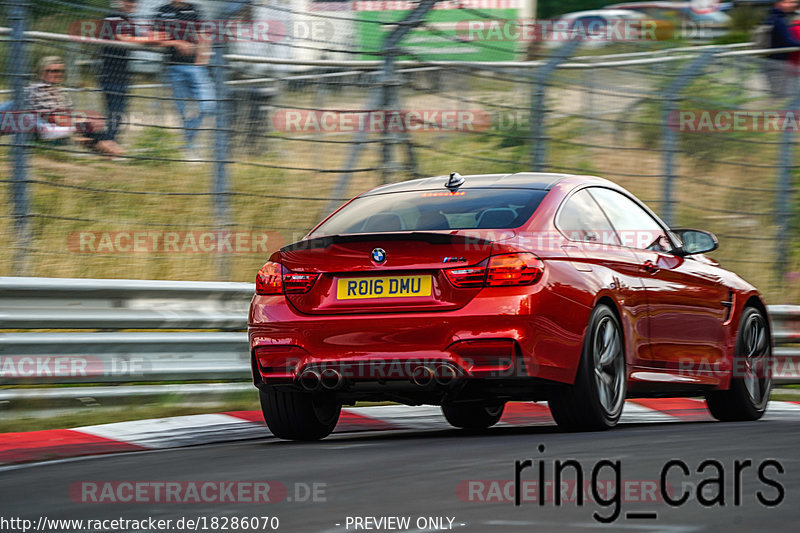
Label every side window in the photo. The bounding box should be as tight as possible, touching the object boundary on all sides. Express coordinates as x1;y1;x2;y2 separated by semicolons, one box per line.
588;188;672;252
556;189;620;245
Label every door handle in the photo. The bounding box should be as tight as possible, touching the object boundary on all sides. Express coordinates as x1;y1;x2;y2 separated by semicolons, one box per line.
643;260;659;274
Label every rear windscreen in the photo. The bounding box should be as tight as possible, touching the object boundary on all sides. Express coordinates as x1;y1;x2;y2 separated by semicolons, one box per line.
309;188;549;236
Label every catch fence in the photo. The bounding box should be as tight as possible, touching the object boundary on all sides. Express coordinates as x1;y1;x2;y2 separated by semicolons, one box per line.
1;1;798;302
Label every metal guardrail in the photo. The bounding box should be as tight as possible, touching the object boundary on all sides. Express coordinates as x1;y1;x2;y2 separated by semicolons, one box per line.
0;277;253;388
766;305;800;384
0;383;255;405
0;276;252;330
0;277;799;405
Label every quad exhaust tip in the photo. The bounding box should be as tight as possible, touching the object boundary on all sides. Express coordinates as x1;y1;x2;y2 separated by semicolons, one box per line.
411;366;436;387
299;369;321;391
320;368;344;390
435;364;458;386
303;365;458;389
412;365;460;387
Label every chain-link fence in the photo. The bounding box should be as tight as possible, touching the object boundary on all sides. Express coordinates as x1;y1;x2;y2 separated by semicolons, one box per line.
1;1;798;302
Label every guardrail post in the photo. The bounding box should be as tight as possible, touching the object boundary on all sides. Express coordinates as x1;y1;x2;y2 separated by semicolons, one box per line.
530;40;581;171
659;48;718;226
8;0;31;273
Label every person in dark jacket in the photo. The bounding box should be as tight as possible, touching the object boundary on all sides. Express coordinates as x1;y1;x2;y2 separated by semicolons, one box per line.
98;0;161;151
765;0;800;97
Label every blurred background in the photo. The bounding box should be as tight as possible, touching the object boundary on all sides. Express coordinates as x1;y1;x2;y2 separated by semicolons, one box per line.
0;0;796;304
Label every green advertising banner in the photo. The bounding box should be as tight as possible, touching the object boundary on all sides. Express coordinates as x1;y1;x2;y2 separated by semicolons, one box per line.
355;0;526;61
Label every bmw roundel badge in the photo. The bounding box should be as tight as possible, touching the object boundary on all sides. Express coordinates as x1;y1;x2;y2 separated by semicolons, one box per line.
371;248;387;264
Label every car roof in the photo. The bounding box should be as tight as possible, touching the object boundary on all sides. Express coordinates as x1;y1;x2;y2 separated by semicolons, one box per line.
361;172;576;196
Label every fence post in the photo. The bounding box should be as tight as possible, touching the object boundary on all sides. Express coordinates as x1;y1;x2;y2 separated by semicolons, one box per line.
212;35;230;279
529;40;580;172
659;48;717;226
379;49;399;185
774;92;800;285
323;87;381;217
378;0;436;184
324;0;436;215
9;0;31;273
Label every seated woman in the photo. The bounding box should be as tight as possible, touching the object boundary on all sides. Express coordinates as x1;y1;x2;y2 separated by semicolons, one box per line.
25;56;123;156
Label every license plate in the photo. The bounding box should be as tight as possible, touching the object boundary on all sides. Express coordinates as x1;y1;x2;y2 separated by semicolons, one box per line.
336;275;432;300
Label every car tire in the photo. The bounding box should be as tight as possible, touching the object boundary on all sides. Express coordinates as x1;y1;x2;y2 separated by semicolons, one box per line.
259;387;341;441
706;307;771;422
442;402;505;429
549;304;626;432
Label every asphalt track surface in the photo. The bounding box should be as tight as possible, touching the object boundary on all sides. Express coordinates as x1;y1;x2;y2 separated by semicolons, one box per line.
1;408;797;533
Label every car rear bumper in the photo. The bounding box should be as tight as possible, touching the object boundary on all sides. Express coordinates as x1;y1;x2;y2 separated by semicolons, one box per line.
248;289;587;386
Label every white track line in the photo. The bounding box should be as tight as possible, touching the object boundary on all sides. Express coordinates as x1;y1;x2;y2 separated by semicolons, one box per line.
764;400;800;420
75;414;269;449
620;403;681;424
344;405;450;430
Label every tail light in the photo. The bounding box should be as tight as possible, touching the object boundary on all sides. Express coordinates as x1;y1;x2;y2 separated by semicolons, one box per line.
256;261;319;295
256;262;282;294
486;253;544;286
444;261;488;288
445;253;543;288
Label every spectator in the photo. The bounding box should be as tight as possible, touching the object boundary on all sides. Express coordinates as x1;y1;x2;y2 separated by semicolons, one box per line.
765;0;800;98
153;0;216;160
98;0;161;151
25;56;123;156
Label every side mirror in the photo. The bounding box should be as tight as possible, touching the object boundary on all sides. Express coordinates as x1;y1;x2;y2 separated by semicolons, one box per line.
671;229;718;256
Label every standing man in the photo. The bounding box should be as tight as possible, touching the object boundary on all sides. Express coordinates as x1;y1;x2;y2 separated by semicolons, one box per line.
153;0;216;160
765;0;800;98
99;0;160;153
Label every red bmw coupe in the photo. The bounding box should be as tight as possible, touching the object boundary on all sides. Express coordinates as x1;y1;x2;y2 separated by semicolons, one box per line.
248;172;772;440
